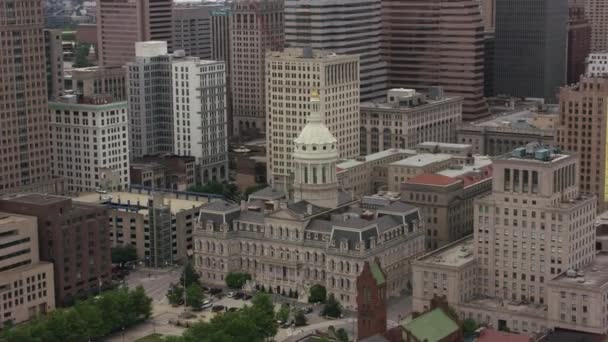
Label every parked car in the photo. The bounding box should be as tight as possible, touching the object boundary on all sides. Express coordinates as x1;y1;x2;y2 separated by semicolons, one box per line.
228;307;239;312
234;292;244;300
242;294;252;300
304;307;314;314
202;300;212;310
227;292;235;298
212;305;225;312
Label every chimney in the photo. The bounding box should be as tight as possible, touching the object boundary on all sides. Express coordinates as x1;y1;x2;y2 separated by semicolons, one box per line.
306;203;313;215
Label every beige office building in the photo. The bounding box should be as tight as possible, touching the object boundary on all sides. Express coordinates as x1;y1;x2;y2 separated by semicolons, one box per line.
0;213;55;327
96;0;173;67
556;76;608;211
75;191;207;267
230;0;284;134
360;88;462;155
266;48;360;191
412;147;599;335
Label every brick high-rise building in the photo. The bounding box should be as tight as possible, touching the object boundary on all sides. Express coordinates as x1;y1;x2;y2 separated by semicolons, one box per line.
96;0;173;67
0;0;61;195
567;0;591;85
230;0;284;135
585;0;608;52
357;260;387;340
557;76;608;211
382;0;489;121
285;0;387;102
265;49;360;192
494;0;568;102
0;195;111;307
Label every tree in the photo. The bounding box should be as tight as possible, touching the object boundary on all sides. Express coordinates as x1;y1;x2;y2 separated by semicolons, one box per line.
186;283;204;311
181;262;200;288
308;284;327;303
463;318;478;335
248;294;278;339
322;294;342;318
167;284;184;306
276;303;290;323
73;43;94;68
335;328;349;342
225;272;251;289
130;285;153;320
294;309;307;327
111;245;138;266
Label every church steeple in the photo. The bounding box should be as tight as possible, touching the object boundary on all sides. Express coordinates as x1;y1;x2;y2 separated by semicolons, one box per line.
292;90;339;208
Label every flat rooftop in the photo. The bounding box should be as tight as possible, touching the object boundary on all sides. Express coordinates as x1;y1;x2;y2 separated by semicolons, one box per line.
75;192;207;214
361;95;460;110
551;253;608;289
461;297;547;319
391;153;453;168
416;236;475;267
418;142;471;150
337;149;415;171
437;156;493;178
0;212;31;226
0;194;69;206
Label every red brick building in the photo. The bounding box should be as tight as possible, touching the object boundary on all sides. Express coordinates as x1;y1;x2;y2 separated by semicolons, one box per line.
567;0;591;84
357;260;388;340
0;195;111;306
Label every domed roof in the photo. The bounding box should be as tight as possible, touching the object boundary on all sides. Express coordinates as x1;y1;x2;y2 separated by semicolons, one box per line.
294;91;337;146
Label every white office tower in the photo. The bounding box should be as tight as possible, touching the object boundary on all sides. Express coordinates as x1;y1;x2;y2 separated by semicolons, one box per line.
172;56;229;183
266;48;360;192
285;0;387;101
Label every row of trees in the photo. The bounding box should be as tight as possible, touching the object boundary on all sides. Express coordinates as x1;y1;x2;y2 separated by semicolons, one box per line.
188;181;268;201
0;286;152;342
166;294;277;342
276;303;307;327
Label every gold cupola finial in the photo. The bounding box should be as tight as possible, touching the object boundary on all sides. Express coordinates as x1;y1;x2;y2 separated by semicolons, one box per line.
311;89;319;100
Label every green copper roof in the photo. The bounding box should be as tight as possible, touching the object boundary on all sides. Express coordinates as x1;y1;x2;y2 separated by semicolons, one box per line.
370;260;385;285
402;308;459;342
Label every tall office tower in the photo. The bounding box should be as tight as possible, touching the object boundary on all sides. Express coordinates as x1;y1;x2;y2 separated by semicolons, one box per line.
49;96;130;194
474;148;595;302
44;29;64;100
173;2;221;59
172;57;229;184
127;41;174;159
494;0;568;102
211;7;233;136
96;0;173;67
0;213;55;327
266;49;360;192
230;0;284;135
0;195;111;307
585;0;608;52
567;0;591;85
556;77;608;211
382;0;489;120
0;0;53;194
285;0;387;102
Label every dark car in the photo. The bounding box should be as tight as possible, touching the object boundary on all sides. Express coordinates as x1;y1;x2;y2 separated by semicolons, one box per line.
234;292;244;300
304;307;313;314
209;288;223;295
228;307;239;312
243;294;252;300
212;305;225;312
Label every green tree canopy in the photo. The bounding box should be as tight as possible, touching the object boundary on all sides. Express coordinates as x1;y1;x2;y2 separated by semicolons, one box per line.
186;283;204;310
111;244;138;266
463;318;478;335
0;286;152;341
225;272;251;289
180;262;200;288
276;303;290;323
166;283;184;306
308;284;327;303
322;294;342;318
73;43;94;68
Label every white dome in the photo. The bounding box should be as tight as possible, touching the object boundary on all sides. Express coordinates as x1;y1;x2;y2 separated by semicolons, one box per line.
294;94;337;147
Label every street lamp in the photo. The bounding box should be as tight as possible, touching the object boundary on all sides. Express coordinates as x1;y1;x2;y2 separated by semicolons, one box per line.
121;326;125;342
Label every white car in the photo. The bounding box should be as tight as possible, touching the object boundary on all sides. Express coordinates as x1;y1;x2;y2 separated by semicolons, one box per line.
227;292;235;298
202;300;212;310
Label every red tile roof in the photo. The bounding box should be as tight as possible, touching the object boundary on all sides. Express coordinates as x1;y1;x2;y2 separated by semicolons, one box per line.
477;329;531;342
405;173;461;187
